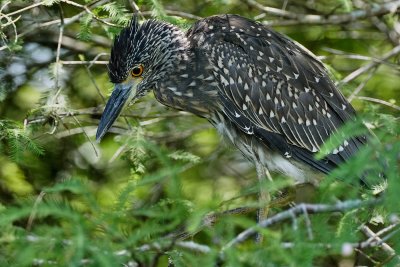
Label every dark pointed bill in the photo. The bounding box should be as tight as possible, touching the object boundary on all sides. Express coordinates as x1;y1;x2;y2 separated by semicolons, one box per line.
96;83;134;142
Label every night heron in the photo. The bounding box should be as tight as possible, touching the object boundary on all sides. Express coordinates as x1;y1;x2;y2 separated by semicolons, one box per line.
96;14;366;220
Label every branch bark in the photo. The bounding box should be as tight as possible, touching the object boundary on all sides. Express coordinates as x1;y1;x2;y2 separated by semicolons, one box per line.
222;199;381;250
247;0;400;26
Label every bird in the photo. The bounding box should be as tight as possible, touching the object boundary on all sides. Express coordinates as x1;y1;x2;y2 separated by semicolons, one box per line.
96;14;366;204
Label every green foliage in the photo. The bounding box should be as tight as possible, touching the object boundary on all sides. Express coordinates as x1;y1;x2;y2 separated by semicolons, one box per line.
77;15;93;41
0;173;193;266
148;0;167;19
42;0;60;6
100;3;130;25
2;117;398;265
338;0;353;12
120;127;149;174
0;120;44;162
168;150;201;164
0;83;7;102
147;0;189;26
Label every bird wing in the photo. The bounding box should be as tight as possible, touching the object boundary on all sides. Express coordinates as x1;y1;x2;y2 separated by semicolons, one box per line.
188;14;365;173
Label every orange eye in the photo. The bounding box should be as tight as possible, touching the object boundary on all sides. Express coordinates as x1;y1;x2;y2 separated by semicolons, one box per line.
131;64;144;77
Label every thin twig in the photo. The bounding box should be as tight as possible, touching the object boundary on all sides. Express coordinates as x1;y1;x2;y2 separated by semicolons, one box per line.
26;191;46;231
347;67;377;102
369;223;400;243
82;55;107;102
355;96;400;111
22;0;110;30
247;0;300;19
162;10;202;20
108;143;127;163
140;10;202;20
360;225;399;263
339;44;400;85
129;0;145;20
72;115;99;157
55;126;99;138
176;241;211;253
322;47;399;68
0;1;45;18
25;108;190;126
60;60;108;65
222;199;380;250
370;16;400;46
60;0;121;27
302;205;314;240
0;1;20;51
53;5;65;101
166;206;257;241
248;0;400;26
354;247;380;265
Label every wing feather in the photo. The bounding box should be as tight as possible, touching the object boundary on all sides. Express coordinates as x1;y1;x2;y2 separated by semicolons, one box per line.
188;14;366;173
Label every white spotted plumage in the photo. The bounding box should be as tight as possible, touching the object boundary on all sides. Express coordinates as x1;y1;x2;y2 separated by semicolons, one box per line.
107;14;367;183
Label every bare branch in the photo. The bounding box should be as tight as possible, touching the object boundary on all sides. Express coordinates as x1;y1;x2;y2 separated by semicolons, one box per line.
25;108;191;127
322;47;399;67
26;191;46;231
29;0;111;28
247;0;301;19
339;44;400;85
136;240;211;255
355;96;400;111
53;4;65;100
139;10;202;20
0;1;45;18
0;1;20;51
222;199;380;250
160;10;202;20
60;60;108;65
360;225;400;264
347;67;377;102
71;115;99;157
371;16;400;46
248;0;400;26
176;241;211;253
302;205;314;240
60;0;121;28
128;0;145;20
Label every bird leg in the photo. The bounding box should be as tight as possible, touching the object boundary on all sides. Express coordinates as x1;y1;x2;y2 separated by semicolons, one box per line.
255;162;272;243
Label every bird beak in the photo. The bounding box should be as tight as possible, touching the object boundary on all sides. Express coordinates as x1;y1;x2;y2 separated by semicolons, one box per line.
96;82;136;142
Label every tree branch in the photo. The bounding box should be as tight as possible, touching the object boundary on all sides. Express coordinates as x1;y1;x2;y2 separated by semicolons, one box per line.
355;96;400;111
339;44;400;85
248;0;400;26
60;0;120;28
222;199;380;250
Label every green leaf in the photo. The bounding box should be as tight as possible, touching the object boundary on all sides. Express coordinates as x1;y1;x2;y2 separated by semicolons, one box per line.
0;120;44;162
101;3;130;26
168;150;201;164
43;179;87;194
77;14;93;41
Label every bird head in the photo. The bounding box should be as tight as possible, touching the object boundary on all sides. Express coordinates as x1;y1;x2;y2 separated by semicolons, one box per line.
96;16;188;142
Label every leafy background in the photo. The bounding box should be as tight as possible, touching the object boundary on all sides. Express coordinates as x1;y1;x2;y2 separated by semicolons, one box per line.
0;0;399;266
